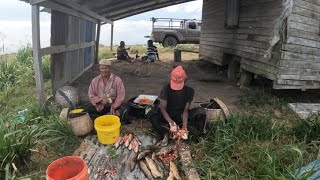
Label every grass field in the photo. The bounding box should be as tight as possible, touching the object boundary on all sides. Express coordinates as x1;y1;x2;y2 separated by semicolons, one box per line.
98;44;199;59
0;45;80;179
190;88;320;179
0;44;319;179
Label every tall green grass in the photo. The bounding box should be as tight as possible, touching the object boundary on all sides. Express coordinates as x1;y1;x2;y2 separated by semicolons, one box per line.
0;61;22;90
98;45;114;60
0;118;40;169
97;44;199;59
191;88;319;179
0;45;51;91
0;45;79;179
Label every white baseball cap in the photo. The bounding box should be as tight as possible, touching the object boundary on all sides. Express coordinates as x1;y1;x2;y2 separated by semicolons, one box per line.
99;59;112;66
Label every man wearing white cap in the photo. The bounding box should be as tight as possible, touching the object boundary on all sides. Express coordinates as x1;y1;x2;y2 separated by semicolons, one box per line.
86;59;128;122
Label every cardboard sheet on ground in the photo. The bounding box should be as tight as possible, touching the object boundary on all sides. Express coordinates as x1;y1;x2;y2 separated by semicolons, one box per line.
77;134;157;179
288;103;320;119
295;159;320;180
74;133;199;180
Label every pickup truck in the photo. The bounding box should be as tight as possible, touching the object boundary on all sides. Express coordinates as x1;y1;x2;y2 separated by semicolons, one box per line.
150;17;201;47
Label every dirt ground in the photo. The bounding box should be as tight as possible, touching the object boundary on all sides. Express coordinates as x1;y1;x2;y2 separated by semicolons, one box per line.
69;52;242;179
72;52;241;109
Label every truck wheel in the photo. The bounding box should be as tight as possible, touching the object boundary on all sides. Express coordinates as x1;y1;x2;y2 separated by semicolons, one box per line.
163;36;177;47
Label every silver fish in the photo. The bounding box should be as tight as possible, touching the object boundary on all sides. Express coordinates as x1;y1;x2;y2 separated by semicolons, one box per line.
167;170;174;180
129;153;138;172
137;149;152;160
139;160;153;179
145;157;163;178
170;161;182;180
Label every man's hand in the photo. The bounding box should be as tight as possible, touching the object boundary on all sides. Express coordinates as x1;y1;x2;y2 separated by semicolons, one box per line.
181;126;188;140
96;104;104;112
169;122;178;133
182;124;188;131
101;97;109;105
111;107;120;116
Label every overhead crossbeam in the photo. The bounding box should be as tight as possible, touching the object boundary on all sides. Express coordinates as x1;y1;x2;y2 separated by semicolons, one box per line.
30;0;113;24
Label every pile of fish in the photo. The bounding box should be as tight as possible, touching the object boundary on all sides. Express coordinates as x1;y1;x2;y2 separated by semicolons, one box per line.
135;149;182;179
114;133;183;179
158;148;178;165
172;128;188;143
114;133;141;153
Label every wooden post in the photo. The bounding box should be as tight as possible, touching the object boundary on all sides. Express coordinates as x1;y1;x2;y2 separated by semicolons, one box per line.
32;4;45;105
110;24;114;51
95;21;101;64
174;49;181;62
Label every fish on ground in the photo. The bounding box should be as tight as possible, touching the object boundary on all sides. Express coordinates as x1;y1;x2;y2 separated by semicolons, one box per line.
125;133;134;147
114;136;122;148
170;161;182;180
145;157;163;178
167;170;174;180
139;160;153;179
137;149;152;160
129;153;138;172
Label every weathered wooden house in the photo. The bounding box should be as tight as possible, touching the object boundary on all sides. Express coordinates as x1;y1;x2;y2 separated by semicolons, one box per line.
23;0;320;105
200;0;320;90
22;0;194;104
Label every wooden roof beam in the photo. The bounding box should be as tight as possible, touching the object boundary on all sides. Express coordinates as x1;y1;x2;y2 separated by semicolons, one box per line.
39;1;98;23
30;0;47;5
79;0;114;12
102;0;171;17
96;0;147;14
106;0;195;20
53;0;113;24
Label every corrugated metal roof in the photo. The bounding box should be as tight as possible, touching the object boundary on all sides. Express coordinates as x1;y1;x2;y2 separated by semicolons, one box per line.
22;0;196;23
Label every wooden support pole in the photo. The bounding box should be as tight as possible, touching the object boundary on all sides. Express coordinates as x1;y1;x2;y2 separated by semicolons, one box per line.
174;49;182;62
95;21;101;64
110;24;114;51
32;4;45;105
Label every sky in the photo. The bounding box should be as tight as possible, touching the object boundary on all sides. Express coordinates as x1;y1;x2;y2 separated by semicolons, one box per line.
0;0;202;53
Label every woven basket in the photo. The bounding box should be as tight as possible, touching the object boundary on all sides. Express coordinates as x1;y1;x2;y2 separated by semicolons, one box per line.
205;108;224;122
68;112;93;136
59;108;69;122
55;86;80;108
199;102;224;122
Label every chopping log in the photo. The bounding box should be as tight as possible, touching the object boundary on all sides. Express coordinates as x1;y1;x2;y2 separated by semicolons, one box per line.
178;142;200;180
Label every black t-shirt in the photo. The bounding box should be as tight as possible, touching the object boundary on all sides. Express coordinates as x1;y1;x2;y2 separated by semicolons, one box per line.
159;84;194;116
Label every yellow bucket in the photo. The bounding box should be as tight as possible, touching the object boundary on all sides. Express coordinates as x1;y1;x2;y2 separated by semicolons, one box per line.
70;109;84;114
94;115;121;144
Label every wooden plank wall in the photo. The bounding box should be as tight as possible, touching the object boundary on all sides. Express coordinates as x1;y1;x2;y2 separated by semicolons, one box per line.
51;11;96;92
51;10;67;91
200;0;286;80
276;0;320;89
